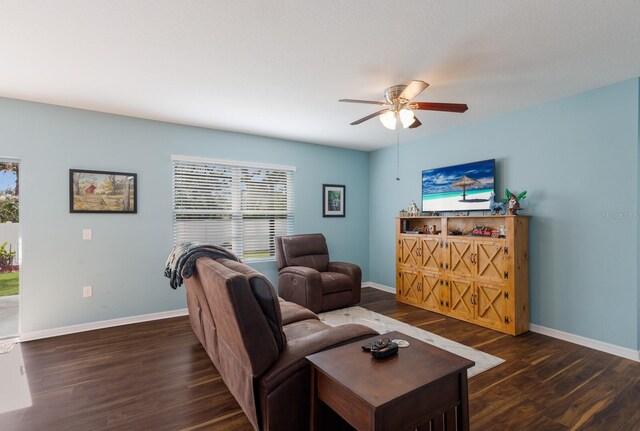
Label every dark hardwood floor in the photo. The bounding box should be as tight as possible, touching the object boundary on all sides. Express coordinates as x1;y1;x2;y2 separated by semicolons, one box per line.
0;287;638;430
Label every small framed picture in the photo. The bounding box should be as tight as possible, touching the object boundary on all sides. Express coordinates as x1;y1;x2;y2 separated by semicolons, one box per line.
70;169;137;213
323;184;345;217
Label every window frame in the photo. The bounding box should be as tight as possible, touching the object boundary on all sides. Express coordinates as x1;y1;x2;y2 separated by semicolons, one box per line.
171;155;296;262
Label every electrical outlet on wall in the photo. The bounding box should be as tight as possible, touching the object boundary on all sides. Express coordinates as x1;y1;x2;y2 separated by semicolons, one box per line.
83;229;92;240
83;286;93;298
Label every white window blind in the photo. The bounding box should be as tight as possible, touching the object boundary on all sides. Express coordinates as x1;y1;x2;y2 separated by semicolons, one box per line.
172;156;295;261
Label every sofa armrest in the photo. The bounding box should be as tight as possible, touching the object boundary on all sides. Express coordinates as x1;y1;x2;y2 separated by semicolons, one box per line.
280;266;320;278
259;323;378;391
328;261;362;303
278;266;323;313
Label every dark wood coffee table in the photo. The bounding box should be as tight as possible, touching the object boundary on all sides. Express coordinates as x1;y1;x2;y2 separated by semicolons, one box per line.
306;331;474;431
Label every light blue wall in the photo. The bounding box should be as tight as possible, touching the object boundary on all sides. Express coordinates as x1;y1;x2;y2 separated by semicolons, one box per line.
369;79;640;350
0;98;369;333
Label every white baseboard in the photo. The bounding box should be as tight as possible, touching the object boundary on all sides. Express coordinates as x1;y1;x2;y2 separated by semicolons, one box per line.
20;308;189;342
529;324;639;362
363;281;396;294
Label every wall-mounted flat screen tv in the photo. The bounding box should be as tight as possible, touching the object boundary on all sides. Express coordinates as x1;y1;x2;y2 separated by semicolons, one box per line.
422;159;495;212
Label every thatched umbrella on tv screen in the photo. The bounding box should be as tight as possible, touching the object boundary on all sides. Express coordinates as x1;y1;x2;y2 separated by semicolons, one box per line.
451;175;480;201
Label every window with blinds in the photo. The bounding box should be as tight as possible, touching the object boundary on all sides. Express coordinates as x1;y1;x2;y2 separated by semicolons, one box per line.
172;156;295;261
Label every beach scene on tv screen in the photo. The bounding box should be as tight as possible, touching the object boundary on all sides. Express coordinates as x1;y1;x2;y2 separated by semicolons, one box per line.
422;159;495;212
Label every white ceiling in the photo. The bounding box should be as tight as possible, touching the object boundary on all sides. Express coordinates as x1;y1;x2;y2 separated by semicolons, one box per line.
1;1;639;151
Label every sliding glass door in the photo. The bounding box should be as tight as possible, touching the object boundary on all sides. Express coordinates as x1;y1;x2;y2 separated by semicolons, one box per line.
0;159;19;339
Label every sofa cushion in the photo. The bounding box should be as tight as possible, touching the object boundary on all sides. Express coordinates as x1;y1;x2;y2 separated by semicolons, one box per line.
320;272;353;294
217;258;286;352
280;234;329;272
279;299;319;325
282;318;330;341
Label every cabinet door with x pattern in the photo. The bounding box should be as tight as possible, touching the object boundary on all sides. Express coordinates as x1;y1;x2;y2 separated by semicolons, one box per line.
397;268;420;305
447;238;474;278
398;236;421;267
474;280;506;331
419;271;442;312
420;237;442;273
475;239;508;283
447;276;474;321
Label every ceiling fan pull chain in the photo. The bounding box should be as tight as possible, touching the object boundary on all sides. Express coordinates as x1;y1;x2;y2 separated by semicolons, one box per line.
396;123;400;181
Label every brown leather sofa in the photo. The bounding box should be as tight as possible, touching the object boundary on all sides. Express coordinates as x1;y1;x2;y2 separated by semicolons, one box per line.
184;256;377;430
275;233;362;313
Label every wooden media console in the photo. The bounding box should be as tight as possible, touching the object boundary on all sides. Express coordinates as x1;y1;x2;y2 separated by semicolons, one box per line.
396;215;529;335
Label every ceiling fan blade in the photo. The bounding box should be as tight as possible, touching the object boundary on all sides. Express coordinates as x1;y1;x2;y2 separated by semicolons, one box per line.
399;80;429;102
408;117;422;129
412;102;468;113
339;98;386;105
350;109;391;125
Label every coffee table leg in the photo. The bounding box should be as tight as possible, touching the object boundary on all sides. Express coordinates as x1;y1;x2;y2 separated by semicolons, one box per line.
458;372;470;431
310;366;319;431
433;415;444;429
445;408;456;431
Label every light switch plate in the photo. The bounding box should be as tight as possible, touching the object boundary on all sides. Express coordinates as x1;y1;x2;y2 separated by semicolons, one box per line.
83;286;92;298
83;229;92;240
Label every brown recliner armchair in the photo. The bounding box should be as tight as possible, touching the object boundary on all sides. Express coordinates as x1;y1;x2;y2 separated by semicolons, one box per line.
275;233;362;313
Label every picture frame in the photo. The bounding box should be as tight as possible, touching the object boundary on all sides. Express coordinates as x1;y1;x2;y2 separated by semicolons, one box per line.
69;169;137;213
323;184;345;217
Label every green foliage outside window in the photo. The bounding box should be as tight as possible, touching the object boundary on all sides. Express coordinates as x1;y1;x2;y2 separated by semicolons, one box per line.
0;241;16;271
0;194;19;223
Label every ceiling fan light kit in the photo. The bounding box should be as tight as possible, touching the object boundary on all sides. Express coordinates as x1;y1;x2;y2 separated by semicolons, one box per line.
380;110;398;129
399;108;416;128
379;108;416;130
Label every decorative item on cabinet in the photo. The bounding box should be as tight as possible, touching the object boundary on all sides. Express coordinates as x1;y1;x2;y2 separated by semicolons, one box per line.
423;224;438;235
408;200;420;217
502;188;527;215
489;192;506;215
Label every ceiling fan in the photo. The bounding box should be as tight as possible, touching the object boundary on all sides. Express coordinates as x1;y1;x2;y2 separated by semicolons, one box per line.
339;80;468;129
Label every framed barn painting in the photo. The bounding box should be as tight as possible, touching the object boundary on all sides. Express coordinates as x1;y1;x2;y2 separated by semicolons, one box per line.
322;184;345;217
69;169;137;213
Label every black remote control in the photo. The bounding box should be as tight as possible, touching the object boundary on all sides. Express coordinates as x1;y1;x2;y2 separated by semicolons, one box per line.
371;341;399;359
365;338;399;359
